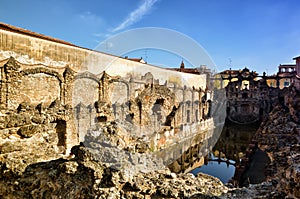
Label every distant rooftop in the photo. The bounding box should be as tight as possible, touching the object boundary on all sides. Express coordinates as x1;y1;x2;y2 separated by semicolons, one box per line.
219;67;259;76
166;60;203;75
124;56;147;64
279;64;296;68
293;56;300;60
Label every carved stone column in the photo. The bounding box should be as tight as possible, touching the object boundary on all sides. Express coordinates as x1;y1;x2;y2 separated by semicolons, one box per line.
96;71;120;122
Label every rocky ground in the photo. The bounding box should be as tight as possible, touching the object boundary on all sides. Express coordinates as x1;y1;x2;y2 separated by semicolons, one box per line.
0;144;229;198
0;87;299;198
234;86;300;198
250;103;300;198
0;142;295;199
0;142;287;199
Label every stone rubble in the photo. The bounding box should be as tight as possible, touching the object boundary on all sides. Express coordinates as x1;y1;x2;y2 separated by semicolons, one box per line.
2;139;295;199
0;145;229;198
229;86;300;198
1;96;299;198
251;103;300;198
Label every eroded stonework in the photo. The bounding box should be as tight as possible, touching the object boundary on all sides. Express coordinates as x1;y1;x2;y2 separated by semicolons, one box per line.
222;68;277;124
0;57;77;175
0;24;227;198
0;52;216;175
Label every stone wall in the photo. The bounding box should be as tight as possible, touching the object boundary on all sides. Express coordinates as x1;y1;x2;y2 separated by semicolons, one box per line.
248;87;300;197
70;69;212;150
0;28;207;89
224;68;278;124
0;27;213;160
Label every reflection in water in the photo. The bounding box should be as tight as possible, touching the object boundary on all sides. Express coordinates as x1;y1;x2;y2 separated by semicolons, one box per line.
165;122;224;174
191;121;260;183
213;121;260;163
191;154;235;183
162;89;227;174
145;85;260;183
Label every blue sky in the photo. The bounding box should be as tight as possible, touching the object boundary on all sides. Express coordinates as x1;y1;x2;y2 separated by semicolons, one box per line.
1;0;300;75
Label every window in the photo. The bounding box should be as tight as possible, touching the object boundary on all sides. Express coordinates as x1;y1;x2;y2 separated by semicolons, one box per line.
284;81;290;87
242;93;248;99
187;110;190;123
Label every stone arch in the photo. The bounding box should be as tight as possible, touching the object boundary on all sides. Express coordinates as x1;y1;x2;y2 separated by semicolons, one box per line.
74;71;100;85
73;72;100;140
131;84;179;128
110;80;130;104
73;72;100;106
141;72;154;84
10;67;62;109
21;67;64;83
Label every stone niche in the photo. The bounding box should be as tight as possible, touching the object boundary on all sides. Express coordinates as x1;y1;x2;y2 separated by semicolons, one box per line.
72;77;99;107
73;77;99;141
1;58;64;110
128;84;180;135
110;81;129;105
15;73;60;108
0;57;78;156
0;57;81;177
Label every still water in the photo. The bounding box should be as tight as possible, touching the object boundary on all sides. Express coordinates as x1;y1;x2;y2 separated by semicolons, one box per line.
190;121;260;183
191;154;236;183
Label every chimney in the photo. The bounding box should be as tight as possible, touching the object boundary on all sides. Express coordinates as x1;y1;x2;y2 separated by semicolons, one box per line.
180;60;185;70
294;56;300;76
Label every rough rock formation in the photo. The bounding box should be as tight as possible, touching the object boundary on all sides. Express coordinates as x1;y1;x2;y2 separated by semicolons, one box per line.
1;85;298;198
236;85;300;198
252;105;300;198
0;145;229;198
0;101;70;176
129;84;179;127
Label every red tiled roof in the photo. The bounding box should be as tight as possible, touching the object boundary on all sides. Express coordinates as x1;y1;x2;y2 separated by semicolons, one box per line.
219;69;240;75
124;57;147;63
167;68;200;74
219;68;259;76
0;22;79;48
126;58;143;62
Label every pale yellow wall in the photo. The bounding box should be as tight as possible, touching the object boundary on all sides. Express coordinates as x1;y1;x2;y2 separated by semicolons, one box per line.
0;29;206;90
222;78;238;88
266;79;276;87
266;78;291;88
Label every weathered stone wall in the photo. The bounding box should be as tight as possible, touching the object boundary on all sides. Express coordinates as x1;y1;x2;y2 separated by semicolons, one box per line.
0;25;232;198
249;88;300;197
0;29;207;89
225;69;277;124
0;28;212;158
0;29;89;71
18;73;60;107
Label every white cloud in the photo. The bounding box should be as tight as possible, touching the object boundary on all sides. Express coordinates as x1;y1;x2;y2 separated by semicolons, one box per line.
79;11;104;26
112;0;159;32
93;32;112;38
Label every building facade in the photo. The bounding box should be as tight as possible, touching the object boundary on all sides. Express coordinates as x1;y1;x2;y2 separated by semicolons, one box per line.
221;68;274;124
